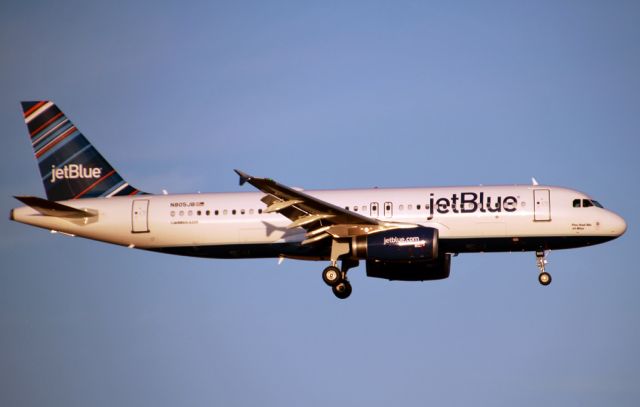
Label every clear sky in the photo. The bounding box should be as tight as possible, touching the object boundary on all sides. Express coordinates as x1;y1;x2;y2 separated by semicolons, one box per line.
1;1;639;406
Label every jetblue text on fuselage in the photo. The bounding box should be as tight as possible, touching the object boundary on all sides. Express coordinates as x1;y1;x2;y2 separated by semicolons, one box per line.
428;192;518;219
50;164;102;183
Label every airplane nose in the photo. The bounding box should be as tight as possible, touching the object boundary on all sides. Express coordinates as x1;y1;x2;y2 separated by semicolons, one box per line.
608;212;627;237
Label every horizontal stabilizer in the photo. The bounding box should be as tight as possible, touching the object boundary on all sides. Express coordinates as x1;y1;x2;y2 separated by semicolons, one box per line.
14;196;97;218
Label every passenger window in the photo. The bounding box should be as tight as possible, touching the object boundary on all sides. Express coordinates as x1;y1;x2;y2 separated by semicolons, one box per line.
573;199;581;208
188;210;193;216
241;209;245;215
206;210;210;216
354;206;358;212
232;209;237;215
223;209;228;215
408;204;413;210
215;210;219;216
197;210;202;216
417;204;421;210
399;204;404;211
258;209;263;214
249;209;254;215
362;205;367;212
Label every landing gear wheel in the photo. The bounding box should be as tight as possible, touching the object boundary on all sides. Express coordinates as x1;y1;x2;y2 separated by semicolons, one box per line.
332;280;352;299
322;266;342;286
535;250;552;286
538;272;552;286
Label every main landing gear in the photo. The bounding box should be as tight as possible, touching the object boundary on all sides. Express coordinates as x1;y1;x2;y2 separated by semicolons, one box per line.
322;259;358;299
321;240;357;299
536;250;552;286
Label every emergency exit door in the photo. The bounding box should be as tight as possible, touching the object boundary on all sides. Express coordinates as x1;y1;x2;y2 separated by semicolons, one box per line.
533;189;551;221
383;202;393;218
132;199;150;233
370;202;379;217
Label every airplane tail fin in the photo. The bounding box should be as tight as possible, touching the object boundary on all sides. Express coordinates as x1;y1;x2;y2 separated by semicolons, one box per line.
21;101;145;201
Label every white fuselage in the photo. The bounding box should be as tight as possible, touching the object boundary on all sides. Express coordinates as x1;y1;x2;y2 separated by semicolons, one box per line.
11;185;627;259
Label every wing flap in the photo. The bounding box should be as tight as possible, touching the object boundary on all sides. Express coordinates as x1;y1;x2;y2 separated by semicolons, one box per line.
301;232;332;245
287;214;334;229
265;199;303;213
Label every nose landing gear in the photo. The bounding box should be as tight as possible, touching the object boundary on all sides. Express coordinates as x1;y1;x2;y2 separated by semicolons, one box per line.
536;250;552;286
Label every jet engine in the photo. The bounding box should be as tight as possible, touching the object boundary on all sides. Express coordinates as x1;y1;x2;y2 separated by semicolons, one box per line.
350;227;450;281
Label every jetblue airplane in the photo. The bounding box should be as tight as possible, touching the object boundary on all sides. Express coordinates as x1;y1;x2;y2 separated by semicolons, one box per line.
10;101;627;299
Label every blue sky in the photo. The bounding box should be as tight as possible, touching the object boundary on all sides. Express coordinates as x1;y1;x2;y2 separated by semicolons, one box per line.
1;1;639;406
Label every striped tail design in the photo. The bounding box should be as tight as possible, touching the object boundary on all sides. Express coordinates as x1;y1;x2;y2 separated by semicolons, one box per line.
21;101;145;201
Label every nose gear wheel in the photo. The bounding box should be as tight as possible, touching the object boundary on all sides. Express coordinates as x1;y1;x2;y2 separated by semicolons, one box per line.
536;250;552;286
538;271;552;286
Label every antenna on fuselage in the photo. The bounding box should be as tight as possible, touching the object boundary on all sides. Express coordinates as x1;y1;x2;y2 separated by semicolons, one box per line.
531;177;539;186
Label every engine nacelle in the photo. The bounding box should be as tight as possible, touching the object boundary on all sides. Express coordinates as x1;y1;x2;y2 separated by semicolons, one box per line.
366;254;451;281
352;227;439;261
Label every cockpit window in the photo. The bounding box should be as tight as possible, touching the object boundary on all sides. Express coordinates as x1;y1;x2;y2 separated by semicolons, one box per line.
573;198;604;208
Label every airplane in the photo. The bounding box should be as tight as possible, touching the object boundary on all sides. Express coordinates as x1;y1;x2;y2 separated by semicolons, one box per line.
10;101;627;299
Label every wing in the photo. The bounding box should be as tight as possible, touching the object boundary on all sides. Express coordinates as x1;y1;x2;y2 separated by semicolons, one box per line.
235;170;412;245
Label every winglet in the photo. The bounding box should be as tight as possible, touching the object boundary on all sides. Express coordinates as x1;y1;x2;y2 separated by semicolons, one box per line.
234;169;251;186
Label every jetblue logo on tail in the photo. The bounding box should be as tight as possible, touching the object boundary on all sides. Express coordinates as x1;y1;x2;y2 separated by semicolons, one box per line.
50;164;102;183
